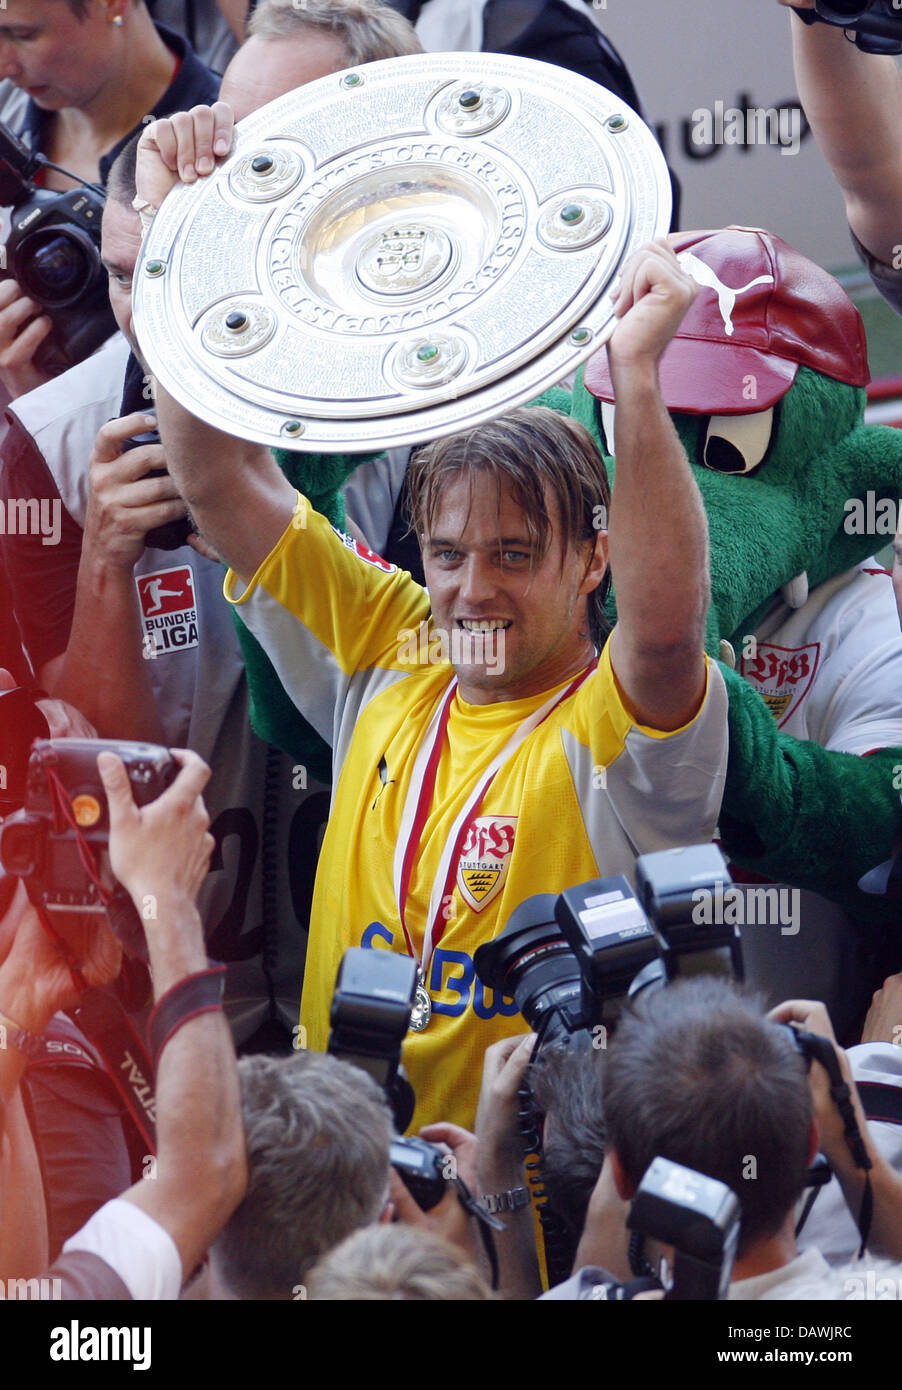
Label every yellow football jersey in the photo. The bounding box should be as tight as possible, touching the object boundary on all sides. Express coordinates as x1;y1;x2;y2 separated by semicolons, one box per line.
227;495;728;1131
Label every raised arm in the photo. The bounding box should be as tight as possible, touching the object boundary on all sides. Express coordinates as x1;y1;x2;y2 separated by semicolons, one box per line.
48;412;186;742
99;749;247;1281
605;241;709;731
779;0;902;267
135;106;297;582
772;996;902;1262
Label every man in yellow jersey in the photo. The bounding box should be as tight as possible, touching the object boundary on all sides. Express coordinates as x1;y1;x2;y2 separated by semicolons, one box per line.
137;111;728;1131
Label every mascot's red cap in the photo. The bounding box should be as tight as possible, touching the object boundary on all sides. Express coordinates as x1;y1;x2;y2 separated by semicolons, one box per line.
584;226;870;413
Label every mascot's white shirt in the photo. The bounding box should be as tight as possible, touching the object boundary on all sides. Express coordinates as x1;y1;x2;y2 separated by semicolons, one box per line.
739;560;902;755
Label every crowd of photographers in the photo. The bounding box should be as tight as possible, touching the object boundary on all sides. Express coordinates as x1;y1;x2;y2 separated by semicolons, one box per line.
7;756;902;1300
4;0;902;1304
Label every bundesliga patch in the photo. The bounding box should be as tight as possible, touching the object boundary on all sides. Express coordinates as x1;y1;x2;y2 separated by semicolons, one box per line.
136;565;198;656
740;641;820;726
457;815;517;912
331;527;397;573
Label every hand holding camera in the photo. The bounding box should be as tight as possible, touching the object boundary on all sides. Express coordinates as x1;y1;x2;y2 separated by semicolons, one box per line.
0;881;121;1036
475;1033;536;1188
87;411;189;568
0;276;53;399
0;121;116;389
780;0;902;54
98;746;214;916
769;997;871;1174
389;1121;483;1263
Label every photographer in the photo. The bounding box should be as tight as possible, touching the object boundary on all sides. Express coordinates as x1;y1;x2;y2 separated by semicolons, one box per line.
541;977;902;1299
201;1049;395;1300
188;1052;485;1299
0;0;219;402
781;987;902;1268
0;746;246;1297
777;1;902;313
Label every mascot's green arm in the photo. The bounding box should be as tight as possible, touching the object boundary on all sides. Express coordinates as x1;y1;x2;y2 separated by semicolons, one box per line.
229;390;574;779
718;662;902;919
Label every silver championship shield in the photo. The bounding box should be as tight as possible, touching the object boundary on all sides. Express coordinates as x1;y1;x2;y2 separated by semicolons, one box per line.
133;52;671;451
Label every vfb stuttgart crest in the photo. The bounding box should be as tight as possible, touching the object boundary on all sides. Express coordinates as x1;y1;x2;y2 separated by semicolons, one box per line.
740;641;820;726
457;816;517;912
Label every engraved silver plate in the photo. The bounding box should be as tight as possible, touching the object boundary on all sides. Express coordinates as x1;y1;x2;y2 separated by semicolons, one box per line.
133;52;671;452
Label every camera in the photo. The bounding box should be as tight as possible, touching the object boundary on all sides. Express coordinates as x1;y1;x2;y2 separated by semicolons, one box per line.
629;1157;741;1300
474;844;742;1053
474;845;742;1285
120;419;193;552
389;1134;449;1212
0;121;116;374
581;1158;741;1301
327;944;453;1210
802;1;902;54
0;739;176;950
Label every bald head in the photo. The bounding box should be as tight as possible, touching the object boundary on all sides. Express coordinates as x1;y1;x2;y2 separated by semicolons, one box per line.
220;31;351;122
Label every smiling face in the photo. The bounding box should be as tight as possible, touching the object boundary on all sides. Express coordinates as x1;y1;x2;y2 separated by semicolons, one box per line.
421;470;606;704
0;1;120;110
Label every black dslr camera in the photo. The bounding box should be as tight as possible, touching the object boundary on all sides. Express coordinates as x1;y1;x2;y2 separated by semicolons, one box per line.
121;418;193;553
799;2;902;54
328;945;450;1210
0;738;177;952
0;121;116;374
474;843;742;1055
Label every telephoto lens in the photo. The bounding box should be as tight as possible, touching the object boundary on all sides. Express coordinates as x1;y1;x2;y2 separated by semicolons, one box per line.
474;894;585;1046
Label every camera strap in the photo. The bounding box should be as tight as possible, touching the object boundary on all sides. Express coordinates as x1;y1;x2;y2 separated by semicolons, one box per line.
393;660;597;983
452;1171;504;1290
22;889;157;1158
793;1027;873;1257
68;987;156;1158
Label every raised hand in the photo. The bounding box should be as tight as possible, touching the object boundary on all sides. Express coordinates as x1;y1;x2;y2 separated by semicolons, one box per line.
0;277;53;399
136;102;236;211
86;412;187;569
607;238;698;371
